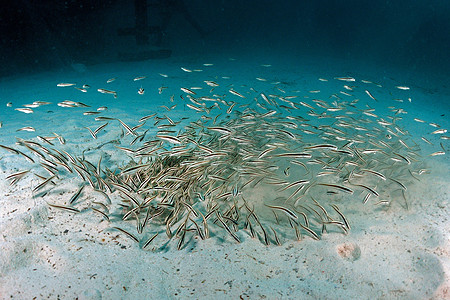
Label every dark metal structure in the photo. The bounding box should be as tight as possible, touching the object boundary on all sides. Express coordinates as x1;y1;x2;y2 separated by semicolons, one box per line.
117;0;171;61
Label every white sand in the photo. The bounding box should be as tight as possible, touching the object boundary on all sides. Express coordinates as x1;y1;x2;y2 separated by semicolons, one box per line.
0;55;448;299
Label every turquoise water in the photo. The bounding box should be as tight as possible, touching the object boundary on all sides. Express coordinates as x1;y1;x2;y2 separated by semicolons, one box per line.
0;1;449;298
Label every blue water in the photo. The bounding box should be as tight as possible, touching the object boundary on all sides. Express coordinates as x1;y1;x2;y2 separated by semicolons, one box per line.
0;1;449;299
0;1;449;78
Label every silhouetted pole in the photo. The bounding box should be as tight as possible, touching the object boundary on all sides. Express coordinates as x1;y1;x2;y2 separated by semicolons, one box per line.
135;0;148;45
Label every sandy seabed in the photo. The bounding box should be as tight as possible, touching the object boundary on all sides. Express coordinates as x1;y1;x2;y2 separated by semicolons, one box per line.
0;54;448;299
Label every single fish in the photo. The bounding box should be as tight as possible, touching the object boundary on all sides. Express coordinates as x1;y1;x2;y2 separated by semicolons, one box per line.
17;126;35;132
57;83;76;87
15;108;34;114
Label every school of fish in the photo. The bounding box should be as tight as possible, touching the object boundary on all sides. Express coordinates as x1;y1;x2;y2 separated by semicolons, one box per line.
1;63;448;250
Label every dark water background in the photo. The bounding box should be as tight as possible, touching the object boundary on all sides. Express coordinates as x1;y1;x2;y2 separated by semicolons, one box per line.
1;0;449;78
